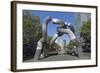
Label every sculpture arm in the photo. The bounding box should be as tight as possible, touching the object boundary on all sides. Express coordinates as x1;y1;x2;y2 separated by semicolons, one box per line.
50;33;59;45
57;28;76;40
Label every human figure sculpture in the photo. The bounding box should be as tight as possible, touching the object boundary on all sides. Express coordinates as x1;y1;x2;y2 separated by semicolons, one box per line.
34;16;78;60
50;19;76;54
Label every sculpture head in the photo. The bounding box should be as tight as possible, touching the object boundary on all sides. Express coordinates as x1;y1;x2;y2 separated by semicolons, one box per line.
52;19;65;27
52;18;75;34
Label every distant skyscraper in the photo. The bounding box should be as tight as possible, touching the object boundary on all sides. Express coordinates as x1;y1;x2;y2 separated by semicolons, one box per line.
74;13;91;38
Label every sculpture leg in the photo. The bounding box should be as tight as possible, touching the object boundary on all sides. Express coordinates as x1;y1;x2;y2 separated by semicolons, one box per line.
58;44;65;54
57;28;79;56
33;38;44;61
50;33;65;54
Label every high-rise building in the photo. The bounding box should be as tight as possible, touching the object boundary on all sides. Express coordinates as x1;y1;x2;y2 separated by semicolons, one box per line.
74;13;91;38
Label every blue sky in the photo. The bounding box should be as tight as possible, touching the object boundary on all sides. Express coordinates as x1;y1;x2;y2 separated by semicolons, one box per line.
32;10;75;38
31;10;76;42
23;10;91;44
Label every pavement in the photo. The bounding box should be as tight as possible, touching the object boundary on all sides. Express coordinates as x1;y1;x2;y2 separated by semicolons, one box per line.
24;51;91;62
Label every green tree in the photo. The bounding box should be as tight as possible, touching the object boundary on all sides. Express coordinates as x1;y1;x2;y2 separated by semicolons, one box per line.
65;38;84;52
66;40;80;50
23;10;42;61
23;11;34;44
80;21;91;40
46;36;60;52
80;21;91;52
23;11;42;45
32;16;42;48
66;41;74;50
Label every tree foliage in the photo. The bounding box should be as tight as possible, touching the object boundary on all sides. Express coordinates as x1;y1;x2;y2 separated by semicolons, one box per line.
23;11;42;45
80;21;91;52
66;40;80;50
23;12;34;44
23;10;42;61
46;36;60;52
80;21;91;40
66;21;91;52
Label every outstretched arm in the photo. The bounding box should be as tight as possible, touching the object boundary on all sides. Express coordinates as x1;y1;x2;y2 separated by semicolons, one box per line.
50;33;59;45
57;28;76;40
